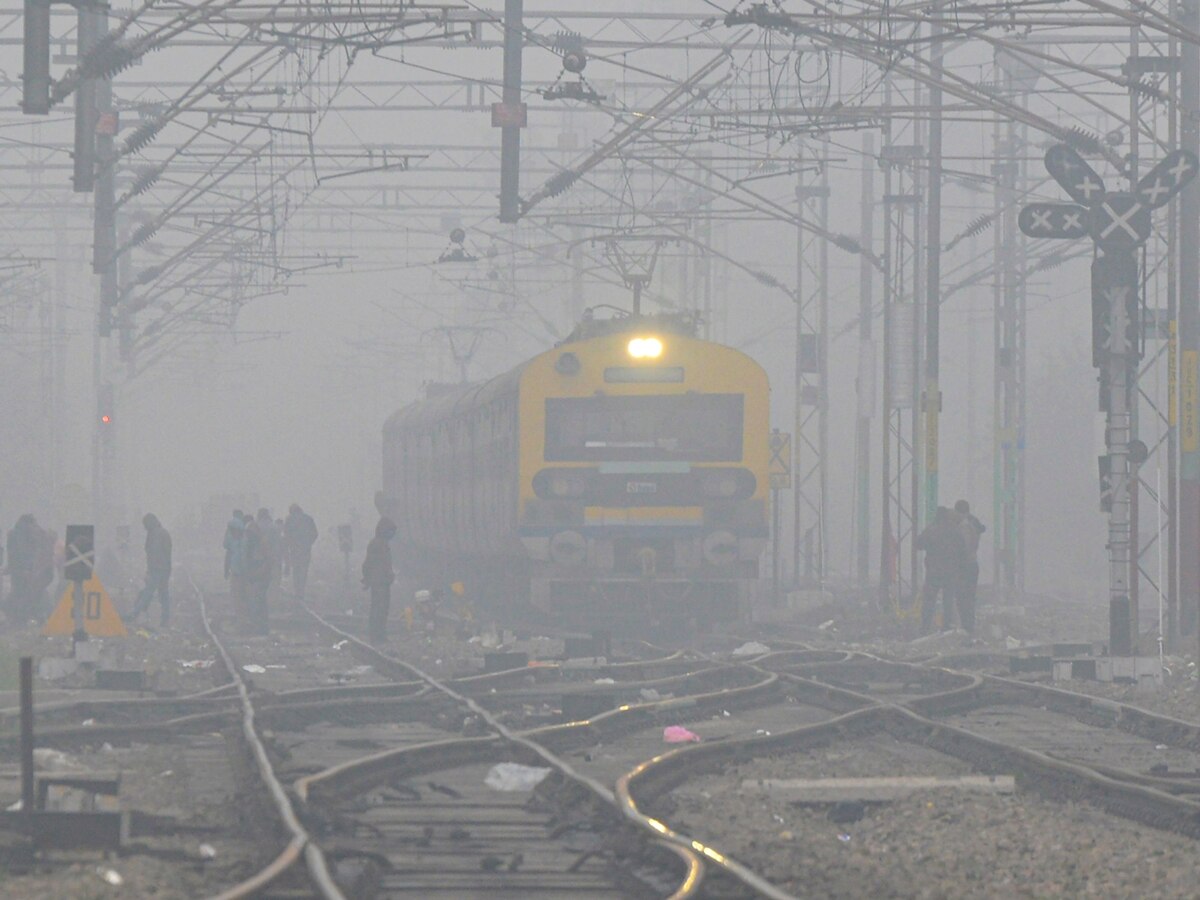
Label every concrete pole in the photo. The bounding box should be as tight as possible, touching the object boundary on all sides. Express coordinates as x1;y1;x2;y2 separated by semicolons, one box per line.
924;15;944;525
855;133;876;592
1179;0;1200;647
1102;252;1136;655
498;0;524;223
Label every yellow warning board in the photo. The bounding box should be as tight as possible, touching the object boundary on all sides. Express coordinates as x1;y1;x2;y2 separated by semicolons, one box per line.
43;576;127;637
1183;350;1199;454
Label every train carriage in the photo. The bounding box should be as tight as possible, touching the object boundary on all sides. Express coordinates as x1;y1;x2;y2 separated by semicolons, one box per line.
380;314;770;625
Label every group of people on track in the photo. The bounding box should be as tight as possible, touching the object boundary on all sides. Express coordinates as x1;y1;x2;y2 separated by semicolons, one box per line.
916;500;986;635
222;505;318;634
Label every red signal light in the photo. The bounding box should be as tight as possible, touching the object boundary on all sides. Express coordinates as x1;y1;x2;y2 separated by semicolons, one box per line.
100;414;111;424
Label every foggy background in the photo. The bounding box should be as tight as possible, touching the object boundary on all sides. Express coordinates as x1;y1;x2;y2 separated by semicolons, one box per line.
0;3;1119;600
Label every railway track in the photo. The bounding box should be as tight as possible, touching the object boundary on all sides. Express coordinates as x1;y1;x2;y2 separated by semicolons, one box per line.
9;591;1200;898
190;581;725;898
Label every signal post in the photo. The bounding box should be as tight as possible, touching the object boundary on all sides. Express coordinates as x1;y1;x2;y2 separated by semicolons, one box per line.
1020;144;1197;655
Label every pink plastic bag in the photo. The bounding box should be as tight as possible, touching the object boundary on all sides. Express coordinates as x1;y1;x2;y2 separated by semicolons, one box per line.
663;725;701;744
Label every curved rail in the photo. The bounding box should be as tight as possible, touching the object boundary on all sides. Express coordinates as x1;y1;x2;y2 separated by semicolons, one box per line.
613;640;1200;900
298;602;718;899
191;578;345;900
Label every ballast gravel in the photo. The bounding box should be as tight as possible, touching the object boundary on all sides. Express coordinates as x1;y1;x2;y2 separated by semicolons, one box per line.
659;738;1200;898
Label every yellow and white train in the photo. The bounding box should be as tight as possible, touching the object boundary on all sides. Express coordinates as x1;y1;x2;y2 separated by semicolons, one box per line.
379;314;770;625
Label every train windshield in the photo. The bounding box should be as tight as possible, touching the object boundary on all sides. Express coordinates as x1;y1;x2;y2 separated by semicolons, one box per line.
544;394;744;462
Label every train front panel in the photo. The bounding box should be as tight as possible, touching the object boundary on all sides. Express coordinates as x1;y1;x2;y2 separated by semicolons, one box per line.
516;329;769;620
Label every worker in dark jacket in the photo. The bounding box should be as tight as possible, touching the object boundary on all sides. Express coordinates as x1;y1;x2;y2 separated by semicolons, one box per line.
6;514;46;624
362;517;397;644
953;500;987;635
284;504;319;600
916;506;968;635
132;514;173;626
243;512;272;635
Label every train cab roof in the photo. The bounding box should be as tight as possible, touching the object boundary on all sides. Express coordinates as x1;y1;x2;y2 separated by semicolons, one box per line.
384;365;527;436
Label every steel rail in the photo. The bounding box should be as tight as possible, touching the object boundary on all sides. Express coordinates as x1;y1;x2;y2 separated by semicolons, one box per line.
296;602;731;899
191;577;345;900
614;642;1200;899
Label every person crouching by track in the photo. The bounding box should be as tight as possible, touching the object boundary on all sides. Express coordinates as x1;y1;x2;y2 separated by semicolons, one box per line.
362;517;397;644
132;514;172;627
916;506;969;635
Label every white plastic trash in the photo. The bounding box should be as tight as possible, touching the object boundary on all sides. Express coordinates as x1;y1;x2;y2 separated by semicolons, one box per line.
731;641;770;657
242;664;266;674
484;762;552;792
98;868;124;886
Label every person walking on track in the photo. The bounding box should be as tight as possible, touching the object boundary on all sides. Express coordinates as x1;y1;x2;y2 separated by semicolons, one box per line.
243;512;272;635
284;504;319;601
916;506;968;635
362;517;397;644
953;500;987;636
132;514;173;626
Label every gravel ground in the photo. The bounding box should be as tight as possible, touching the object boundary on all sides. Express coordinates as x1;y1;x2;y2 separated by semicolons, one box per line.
0;736;267;899
660;738;1200;899
1033;670;1200;724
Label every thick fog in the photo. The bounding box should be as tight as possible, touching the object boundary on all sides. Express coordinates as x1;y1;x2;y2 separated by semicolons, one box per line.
0;3;1139;603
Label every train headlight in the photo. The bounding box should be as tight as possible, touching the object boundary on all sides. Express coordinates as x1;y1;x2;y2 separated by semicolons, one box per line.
627;336;664;359
549;471;587;498
701;470;740;498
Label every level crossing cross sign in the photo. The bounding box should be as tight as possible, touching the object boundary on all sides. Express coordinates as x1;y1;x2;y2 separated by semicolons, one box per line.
1136;149;1197;209
64;524;94;582
1089;192;1152;251
1021;144;1199;248
1017;202;1088;239
1044;143;1107;206
769;430;792;490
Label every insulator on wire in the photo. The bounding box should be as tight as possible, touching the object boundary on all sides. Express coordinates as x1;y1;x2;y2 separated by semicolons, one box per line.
124;119;164;155
129;165;163;198
130;221;160;247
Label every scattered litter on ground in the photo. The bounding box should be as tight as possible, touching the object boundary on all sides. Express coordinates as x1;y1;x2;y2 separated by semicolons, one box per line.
34;748;78;770
332;640;349;650
241;664;266;674
593;677;615;684
640;688;661;701
818;620;836;631
265;664;286;669
664;725;701;744
82;718;95;727
199;843;216;860
98;867;124;886
176;659;215;669
484;762;552;792
732;641;770;657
